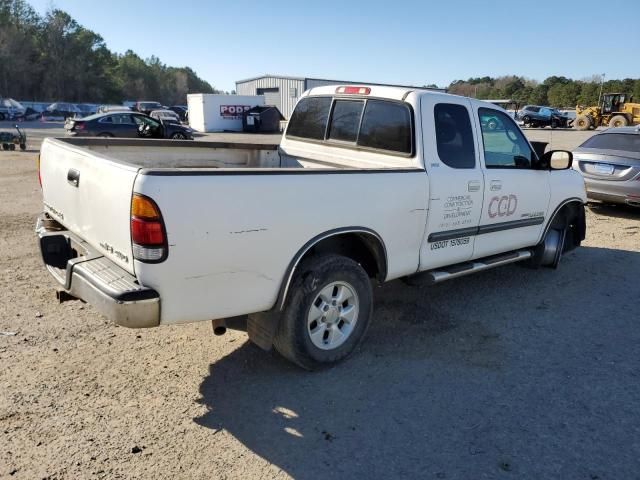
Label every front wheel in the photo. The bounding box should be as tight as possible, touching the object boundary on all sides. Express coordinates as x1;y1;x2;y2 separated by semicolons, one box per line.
171;132;186;140
273;254;373;369
575;115;592;131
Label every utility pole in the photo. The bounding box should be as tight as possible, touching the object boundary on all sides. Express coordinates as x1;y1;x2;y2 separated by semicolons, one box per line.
598;73;606;106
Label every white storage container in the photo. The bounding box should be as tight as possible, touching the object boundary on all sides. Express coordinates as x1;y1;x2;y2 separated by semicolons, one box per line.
187;94;265;132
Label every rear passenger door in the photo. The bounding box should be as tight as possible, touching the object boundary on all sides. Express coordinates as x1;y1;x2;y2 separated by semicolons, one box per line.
113;114;139;137
419;96;484;270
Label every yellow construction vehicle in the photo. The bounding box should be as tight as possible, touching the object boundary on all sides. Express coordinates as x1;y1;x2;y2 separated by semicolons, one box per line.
574;93;640;130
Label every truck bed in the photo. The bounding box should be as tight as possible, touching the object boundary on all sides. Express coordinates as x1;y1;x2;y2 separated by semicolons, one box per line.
59;137;418;171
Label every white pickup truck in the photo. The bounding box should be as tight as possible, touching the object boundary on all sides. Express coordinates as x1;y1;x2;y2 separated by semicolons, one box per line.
36;85;587;369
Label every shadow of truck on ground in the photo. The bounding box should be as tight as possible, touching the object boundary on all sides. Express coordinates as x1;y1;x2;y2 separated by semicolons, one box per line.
195;246;640;479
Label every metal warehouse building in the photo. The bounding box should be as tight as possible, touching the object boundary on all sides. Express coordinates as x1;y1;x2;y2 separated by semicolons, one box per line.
235;74;445;119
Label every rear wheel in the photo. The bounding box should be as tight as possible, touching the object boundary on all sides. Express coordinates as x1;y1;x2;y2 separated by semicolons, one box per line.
551;119;558;129
522;115;531;127
171;132;186;140
273;254;373;370
575;115;592;131
9;144;15;151
609;115;628;128
19;143;26;151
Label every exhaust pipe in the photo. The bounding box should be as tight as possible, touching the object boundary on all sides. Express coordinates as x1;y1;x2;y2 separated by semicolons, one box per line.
211;315;248;336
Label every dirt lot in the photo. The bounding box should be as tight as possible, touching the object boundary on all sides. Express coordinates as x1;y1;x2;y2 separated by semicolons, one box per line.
1;136;639;479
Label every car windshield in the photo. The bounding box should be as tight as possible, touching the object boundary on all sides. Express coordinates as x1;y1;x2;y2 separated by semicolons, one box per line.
580;133;640;153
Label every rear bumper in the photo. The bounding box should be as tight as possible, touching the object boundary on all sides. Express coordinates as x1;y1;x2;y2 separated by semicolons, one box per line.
584;178;640;207
36;214;160;328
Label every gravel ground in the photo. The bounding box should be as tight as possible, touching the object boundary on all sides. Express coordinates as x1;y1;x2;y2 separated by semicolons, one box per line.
1;141;639;479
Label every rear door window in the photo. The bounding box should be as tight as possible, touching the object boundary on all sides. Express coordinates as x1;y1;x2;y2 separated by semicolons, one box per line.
328;100;364;142
434;103;475;168
358;100;412;154
287;97;332;140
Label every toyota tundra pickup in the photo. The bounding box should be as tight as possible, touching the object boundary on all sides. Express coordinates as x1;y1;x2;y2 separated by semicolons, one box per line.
36;85;587;369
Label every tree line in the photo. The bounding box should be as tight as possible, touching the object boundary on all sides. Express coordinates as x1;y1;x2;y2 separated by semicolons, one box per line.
0;0;217;105
445;75;640;108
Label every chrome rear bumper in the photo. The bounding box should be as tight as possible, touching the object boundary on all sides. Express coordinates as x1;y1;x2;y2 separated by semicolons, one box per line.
36;215;160;328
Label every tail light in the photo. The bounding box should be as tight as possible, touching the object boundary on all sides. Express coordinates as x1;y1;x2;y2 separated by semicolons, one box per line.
131;193;168;262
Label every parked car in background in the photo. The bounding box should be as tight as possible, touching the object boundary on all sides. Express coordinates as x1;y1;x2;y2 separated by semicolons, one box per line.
572;126;640;207
96;105;132;114
168;105;188;121
0;98;26;120
75;104;98;117
65;111;194;139
150;109;181;125
46;102;82;119
134;101;163;115
517;105;569;128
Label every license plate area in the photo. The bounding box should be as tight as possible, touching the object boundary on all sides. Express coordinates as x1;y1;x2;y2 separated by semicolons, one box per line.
39;232;99;288
593;163;614;175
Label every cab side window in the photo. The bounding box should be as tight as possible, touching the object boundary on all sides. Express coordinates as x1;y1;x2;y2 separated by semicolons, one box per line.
479;108;535;169
434;103;475;168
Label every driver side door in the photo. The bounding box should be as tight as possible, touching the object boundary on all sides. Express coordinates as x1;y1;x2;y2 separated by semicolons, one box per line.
471;107;550;259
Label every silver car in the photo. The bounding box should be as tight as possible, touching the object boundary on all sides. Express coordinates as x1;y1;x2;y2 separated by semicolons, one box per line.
572;127;640;207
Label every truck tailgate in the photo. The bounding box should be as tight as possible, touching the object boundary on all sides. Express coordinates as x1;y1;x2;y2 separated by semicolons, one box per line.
39;138;138;274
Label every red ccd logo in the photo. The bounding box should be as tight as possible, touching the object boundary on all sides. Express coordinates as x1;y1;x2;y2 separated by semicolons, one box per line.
488;194;517;218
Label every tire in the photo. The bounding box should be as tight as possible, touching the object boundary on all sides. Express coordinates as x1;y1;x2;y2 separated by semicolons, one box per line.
609;115;628;128
9;144;15;151
530;211;570;269
2;144;9;151
575;115;592;131
487;118;498;131
551;119;558;129
273;254;373;370
19;143;26;151
171;132;186;140
0;113;5;121
522;115;531;127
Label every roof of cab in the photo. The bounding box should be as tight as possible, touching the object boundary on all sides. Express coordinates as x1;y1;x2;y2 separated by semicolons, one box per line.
305;84;493;107
305;84;450;102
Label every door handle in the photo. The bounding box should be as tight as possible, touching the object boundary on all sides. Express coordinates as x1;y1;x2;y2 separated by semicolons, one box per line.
490;180;502;191
467;181;481;192
67;169;80;187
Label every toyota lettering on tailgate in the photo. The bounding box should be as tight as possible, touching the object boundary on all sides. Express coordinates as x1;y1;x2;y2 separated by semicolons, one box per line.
220;105;251;120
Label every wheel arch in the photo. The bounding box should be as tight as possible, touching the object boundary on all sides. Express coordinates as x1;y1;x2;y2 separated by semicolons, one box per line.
276;227;388;311
539;198;585;247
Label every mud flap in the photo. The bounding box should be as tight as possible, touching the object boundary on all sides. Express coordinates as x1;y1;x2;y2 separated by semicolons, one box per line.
247;311;281;351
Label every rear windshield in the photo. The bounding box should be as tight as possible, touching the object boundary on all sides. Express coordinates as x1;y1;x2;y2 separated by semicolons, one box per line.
580;133;640;153
287;96;413;155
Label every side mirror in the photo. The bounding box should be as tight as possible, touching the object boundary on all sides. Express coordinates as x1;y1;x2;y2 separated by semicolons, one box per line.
540;150;573;170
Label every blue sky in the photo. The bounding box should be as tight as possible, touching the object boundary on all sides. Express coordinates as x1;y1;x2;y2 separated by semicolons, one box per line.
29;0;639;91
